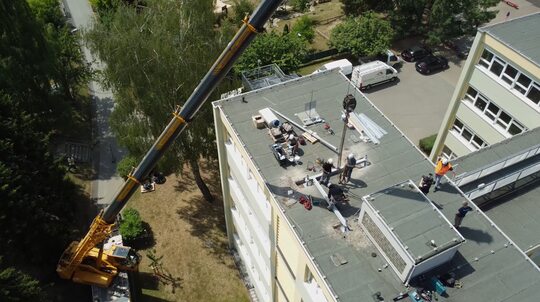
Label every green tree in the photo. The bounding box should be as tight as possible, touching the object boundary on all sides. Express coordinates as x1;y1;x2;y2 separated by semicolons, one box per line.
86;0;234;202
117;155;139;179
290;0;310;12
119;208;144;241
235;31;308;73
329;12;393;57
0;259;44;302
340;0;392;16
231;0;254;23
292;15;315;43
28;0;92;103
389;0;425;37
425;0;498;45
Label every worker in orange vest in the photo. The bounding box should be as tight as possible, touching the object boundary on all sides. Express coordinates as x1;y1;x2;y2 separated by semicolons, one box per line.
434;157;456;192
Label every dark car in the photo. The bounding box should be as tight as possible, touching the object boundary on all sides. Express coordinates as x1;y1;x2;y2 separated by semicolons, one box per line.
415;55;449;74
400;46;430;62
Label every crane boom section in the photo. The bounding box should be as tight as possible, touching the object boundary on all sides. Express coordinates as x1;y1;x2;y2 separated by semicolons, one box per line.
57;0;282;286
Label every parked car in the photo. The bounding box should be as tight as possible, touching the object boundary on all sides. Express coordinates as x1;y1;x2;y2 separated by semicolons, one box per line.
445;36;473;59
401;46;431;62
415;55;449;74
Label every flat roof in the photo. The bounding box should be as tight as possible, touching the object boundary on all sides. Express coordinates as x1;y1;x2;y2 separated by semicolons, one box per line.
365;182;463;261
214;70;540;302
453;127;540;253
480;12;540;67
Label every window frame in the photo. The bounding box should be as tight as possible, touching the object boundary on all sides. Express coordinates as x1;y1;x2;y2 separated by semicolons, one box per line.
451;118;488;150
477;48;540;110
463;86;526;136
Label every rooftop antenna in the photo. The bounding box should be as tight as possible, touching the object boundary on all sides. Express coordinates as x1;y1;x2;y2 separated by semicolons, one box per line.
338;94;356;168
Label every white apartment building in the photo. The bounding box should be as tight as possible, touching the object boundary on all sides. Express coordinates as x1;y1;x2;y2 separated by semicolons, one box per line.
212;69;540;302
431;13;540;161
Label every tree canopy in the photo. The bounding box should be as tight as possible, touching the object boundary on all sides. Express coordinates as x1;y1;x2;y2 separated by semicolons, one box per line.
86;0;235;202
1;0;90;299
235;31;308;73
340;0;499;44
292;15;315;43
329;12;393;57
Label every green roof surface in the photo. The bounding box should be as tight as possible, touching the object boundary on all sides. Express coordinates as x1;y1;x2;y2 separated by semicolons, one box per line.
481;12;540;67
214;70;540;302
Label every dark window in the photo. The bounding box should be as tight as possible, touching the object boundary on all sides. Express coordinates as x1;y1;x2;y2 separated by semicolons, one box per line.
466;86;478;99
490;60;504;76
474;98;487;111
526;85;540;104
516;74;532;94
386;69;393;75
480;50;493;67
453;119;464;131
508;123;524;135
462;129;473;141
472;136;485;148
389;55;397;61
502;65;518;84
499;111;512;124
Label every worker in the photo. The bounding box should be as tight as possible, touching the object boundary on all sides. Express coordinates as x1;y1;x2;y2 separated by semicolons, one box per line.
434;158;455;192
327;183;347;210
339;153;356;184
454;201;473;228
320;158;333;185
418;173;434;195
287;134;299;156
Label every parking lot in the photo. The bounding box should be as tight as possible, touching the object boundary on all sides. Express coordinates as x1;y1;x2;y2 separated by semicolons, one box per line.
362;51;465;146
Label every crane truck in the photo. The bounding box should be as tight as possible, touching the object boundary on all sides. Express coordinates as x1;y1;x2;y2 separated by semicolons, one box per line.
56;0;283;288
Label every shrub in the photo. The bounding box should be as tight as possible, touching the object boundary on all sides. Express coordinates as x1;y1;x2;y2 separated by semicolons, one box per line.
231;0;255;24
419;134;437;155
292;16;315;43
117;156;138;179
119;208;144;241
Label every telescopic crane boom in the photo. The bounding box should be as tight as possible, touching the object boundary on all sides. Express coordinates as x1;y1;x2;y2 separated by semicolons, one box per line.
57;0;282;287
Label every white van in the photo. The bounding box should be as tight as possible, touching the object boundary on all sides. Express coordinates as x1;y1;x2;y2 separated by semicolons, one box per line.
351;61;398;90
313;59;353;76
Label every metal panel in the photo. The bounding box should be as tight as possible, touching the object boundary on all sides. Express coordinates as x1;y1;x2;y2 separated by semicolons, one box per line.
479;161;505;178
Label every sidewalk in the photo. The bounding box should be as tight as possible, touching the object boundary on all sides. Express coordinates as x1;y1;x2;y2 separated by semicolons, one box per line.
64;0;125;206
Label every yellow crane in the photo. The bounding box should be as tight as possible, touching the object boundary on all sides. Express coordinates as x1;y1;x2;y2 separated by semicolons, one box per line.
57;0;283;287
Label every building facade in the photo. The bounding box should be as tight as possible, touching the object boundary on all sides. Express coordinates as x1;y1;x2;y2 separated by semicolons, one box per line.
431;13;540;161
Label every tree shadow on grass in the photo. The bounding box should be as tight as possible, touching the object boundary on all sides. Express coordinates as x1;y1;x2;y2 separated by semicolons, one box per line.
134;272;174;302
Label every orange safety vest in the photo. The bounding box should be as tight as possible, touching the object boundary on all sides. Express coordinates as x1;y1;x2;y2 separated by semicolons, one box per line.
435;160;452;175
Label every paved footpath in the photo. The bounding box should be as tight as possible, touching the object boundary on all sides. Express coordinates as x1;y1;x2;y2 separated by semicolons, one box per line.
64;0;125;206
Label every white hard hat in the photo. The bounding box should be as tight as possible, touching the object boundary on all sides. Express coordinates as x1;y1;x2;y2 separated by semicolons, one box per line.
348;153;355;159
328;158;333;164
327;182;332;187
289;134;295;139
442;158;449;165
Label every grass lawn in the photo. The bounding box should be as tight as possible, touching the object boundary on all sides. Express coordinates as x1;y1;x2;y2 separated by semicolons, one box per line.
270;0;344;51
126;161;249;302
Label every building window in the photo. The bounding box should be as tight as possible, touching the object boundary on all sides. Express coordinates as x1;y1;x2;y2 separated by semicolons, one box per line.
463;86;526;136
477;48;540;109
442;145;457;160
451;118;488;150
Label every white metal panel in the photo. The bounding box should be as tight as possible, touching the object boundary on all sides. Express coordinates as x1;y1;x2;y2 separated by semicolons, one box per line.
503;152;528;167
493;173;520;191
479;161;505;178
457;171;482;186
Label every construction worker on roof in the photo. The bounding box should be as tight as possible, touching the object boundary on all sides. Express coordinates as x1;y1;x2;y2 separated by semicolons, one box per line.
320;158;333;185
434;157;456;192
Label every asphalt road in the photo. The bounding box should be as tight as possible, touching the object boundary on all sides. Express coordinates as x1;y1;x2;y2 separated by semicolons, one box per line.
63;0;125;206
362;56;462;146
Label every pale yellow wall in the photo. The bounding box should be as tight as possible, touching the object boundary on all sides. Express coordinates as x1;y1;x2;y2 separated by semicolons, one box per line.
276;252;296;301
432;30;540;161
430;32;486;160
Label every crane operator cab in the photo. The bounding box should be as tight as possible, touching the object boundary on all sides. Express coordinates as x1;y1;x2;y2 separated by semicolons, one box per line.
71;243;141;287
